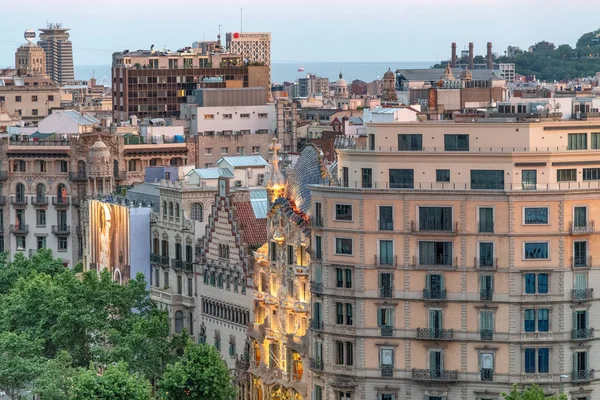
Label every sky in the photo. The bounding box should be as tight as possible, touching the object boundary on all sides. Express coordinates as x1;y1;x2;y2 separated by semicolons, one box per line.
1;0;599;66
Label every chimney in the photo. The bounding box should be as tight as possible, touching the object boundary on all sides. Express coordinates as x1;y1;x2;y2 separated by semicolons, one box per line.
451;42;457;68
487;42;493;69
468;42;474;70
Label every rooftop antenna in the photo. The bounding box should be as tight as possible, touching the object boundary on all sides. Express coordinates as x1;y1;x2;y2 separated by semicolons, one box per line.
218;24;222;47
240;8;243;33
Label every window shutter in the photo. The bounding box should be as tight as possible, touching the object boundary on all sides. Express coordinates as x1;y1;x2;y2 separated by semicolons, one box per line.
440;274;445;290
377;308;382;327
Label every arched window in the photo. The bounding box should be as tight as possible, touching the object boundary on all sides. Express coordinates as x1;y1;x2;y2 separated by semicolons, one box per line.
78;160;86;173
169;202;173;217
15;183;25;202
36;183;46;201
163;201;167;218
175;203;180;219
57;183;67;202
191;203;203;222
175;311;184;333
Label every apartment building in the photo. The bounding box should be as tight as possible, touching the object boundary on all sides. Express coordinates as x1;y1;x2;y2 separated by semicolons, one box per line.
226;32;271;84
38;23;75;86
0;73;60;124
307;120;600;400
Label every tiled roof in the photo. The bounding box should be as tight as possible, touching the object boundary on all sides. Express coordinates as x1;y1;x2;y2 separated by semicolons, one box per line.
217;156;268;168
236;201;267;247
187;167;234;179
396;68;503;82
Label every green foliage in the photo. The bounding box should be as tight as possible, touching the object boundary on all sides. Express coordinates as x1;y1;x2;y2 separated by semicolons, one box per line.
35;351;76;400
70;362;153;400
503;384;568;400
0;249;64;295
158;343;236;400
0;331;43;399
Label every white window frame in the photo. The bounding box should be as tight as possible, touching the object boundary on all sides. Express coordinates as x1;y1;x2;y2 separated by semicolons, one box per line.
334;203;353;222
334;237;354;256
416;204;453;228
476;205;496;230
573;204;589;224
377;238;395;265
377;204;394;229
379;347;394;367
522;241;550;261
476;240;495;260
522;206;550;225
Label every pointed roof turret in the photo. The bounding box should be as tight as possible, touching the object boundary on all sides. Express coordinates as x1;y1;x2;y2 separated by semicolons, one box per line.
443;62;455;81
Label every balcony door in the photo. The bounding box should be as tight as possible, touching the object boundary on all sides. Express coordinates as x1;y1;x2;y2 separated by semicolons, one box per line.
429;310;442;331
429;350;443;377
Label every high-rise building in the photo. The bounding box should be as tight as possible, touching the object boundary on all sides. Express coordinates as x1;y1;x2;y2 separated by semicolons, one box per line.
15;41;46;76
38;23;74;85
307;120;600;399
226;32;271;84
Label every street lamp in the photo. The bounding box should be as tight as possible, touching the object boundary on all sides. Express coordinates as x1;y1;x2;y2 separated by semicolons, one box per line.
559;374;569;395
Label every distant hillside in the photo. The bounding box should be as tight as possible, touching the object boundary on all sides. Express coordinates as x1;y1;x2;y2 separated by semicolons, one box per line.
433;29;600;81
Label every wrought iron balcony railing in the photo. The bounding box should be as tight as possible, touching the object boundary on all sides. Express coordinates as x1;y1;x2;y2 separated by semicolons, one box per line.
411;369;458;382
572;369;595;381
573;256;592;268
10;224;28;234
51;225;71;235
309;358;323;371
380;286;393;298
310;281;323;294
11;196;28;205
480;329;493;340
310;319;324;331
572;288;594;300
32;196;48;206
374;254;397;267
572;328;594;340
380;325;393;337
412;220;457;233
570;221;595;234
423;288;446;300
480;368;493;381
52;197;70;206
480;288;493;301
416;328;453;340
381;366;393;377
475;256;497;269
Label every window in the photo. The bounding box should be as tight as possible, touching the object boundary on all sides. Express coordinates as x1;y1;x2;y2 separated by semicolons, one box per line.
398;134;422;151
378;307;393;327
335;238;353;255
574;241;588;267
287;245;294;265
204;148;213;156
221;113;232;120
419;207;452;231
191;203;203;222
270;242;277;261
32;109;38;116
58;237;68;251
177;275;183;294
175;311;183;333
315;236;322;260
315;202;322;226
164;271;169;288
37;236;46;250
524;308;550;332
537;309;549;331
314;386;323;400
379;206;393;230
436;169;450;182
429;350;444;376
240;113;250;119
13;160;26;172
522;170;537;190
361;168;372;188
557;169;577;182
229;336;236;358
523;273;550;294
252;146;260;154
336;268;352;288
0;96;4;102
16;236;26;250
389;169;414;189
15;96;21;102
214;332;221;351
335;204;352;221
59;160;68;173
15;182;25;202
335;341;353;366
583;168;600;180
426;274;444;299
524;348;549;373
342;167;349;187
31;95;38;102
592;133;600;149
204;114;215;120
258;113;268;118
444;134;469;151
524;207;548;224
574;206;588;228
478;242;494;267
379;240;394;265
335;302;353;325
568;133;587;150
524;242;549;259
380;272;393;297
419;241;452;266
478;207;494;233
471;170;504;190
220;147;229;154
154;268;160;287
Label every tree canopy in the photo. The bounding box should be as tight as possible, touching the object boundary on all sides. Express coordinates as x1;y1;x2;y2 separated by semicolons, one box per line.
503;384;568;400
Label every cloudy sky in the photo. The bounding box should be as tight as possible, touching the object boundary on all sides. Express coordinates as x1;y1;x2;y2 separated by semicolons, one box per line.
0;0;599;66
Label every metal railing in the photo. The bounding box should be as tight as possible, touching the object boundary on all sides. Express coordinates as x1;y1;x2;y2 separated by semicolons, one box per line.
374;254;397;267
381;366;393;377
380;286;393;298
416;328;453;340
343;145;598;153
572;288;594;300
10;196;28;205
480;288;493;301
381;326;393;337
9;140;70;146
10;224;28;234
423;288;446;300
480;368;493;381
573;256;592;268
478;222;495;233
570;221;595;234
310;281;323;294
32;196;48;206
411;369;458;382
475;257;497;269
378;219;394;231
412;220;457;233
572;328;595;340
51;225;71;235
52;197;70;206
309;358;323;371
480;329;493;340
150;253;169;266
311;216;323;227
572;369;595;381
309;319;324;331
69;172;87;181
415;255;456;268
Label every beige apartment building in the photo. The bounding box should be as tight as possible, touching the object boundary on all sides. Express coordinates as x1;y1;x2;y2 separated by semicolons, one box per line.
308;120;600;400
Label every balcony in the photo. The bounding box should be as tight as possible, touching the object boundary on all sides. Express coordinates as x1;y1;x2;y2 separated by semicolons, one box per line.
480;288;493;301
572;328;594;340
52;197;70;207
414;255;456;268
51;225;71;235
570;221;595;234
10;196;28;206
381;366;393;377
309;358;323;371
480;329;493;340
310;280;323;294
32;196;48;206
416;328;453;340
480;368;493;381
380;286;393;298
311;216;323;228
69;172;87;181
310;319;324;331
378;219;394;231
381;325;393;337
374;254;397;268
172;259;193;272
150;253;169;266
475;256;497;269
411;220;458;233
572;288;594;301
572;369;595;382
423;288;446;301
573;256;592;268
411;369;458;382
10;224;29;234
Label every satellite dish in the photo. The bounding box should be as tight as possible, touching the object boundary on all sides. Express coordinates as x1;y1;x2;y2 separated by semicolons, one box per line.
24;29;36;43
545;103;553;111
536;105;545;112
555;103;562;110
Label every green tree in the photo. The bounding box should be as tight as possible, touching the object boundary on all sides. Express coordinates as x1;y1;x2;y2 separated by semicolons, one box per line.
0;249;64;295
503;384;567;400
35;351;76;400
0;332;44;399
158;343;236;400
70;362;152;400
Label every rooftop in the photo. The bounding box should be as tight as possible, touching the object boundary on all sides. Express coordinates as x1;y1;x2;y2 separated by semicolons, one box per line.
249;188;268;219
187;167;235;180
216;156;268;168
396;68;503;82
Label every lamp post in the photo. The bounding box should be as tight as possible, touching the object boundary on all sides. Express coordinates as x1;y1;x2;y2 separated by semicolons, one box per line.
559;374;569;395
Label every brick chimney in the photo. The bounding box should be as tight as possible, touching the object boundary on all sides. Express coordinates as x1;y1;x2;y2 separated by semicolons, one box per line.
451;42;457;68
487;42;493;69
468;42;474;70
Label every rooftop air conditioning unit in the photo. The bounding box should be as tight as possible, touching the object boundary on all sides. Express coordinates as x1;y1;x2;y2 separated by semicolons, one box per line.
235;180;243;188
